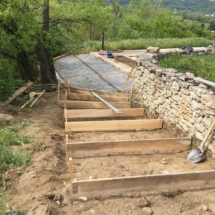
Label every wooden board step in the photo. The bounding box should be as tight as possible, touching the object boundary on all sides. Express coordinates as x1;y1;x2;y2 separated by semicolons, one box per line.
67;92;128;102
65;119;163;132
69;86;129;97
71;170;215;197
64;108;144;119
58;100;131;109
66;137;191;157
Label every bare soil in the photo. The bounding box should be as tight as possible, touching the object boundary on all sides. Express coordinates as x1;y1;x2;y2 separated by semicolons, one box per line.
1;91;215;215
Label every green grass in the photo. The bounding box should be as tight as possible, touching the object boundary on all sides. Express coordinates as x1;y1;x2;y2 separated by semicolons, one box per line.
158;53;215;82
82;37;215;52
0;121;33;178
0;119;33;214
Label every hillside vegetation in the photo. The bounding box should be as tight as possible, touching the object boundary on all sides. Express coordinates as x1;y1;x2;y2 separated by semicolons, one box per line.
0;0;214;101
162;0;215;14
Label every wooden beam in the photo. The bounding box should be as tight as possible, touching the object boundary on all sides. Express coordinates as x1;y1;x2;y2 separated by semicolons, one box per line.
53;53;69;61
64;108;144;119
72;170;215;197
58;100;131;109
66;138;191;157
67;93;128;102
0;82;33;106
121;63;136;94
69;86;128;97
65;119;163;132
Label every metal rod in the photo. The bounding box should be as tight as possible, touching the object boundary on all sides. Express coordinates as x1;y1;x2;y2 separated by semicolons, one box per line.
102;31;104;50
91;92;122;114
194;78;215;88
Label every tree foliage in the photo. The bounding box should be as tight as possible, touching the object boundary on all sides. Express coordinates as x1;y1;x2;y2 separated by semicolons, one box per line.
0;0;212;101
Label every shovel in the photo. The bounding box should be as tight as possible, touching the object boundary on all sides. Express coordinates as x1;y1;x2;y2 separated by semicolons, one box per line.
187;119;215;163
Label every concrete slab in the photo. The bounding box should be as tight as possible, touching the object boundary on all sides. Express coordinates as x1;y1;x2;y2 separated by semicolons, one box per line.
54;54;132;93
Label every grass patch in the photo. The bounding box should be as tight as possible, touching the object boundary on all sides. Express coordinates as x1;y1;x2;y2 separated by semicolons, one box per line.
158;53;215;82
0;120;33;178
83;37;215;51
0;120;33;214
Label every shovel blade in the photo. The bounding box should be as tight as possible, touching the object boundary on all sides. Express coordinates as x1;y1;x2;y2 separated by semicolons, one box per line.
187;147;206;163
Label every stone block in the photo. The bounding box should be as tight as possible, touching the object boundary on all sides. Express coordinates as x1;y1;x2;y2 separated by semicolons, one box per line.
195;123;205;133
201;94;215;109
191;100;204;110
189;86;208;96
179;121;189;132
195;132;204;140
181;88;190;95
171;81;180;91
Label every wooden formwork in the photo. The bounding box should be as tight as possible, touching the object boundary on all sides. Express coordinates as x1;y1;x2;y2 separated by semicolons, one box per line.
65;136;215;198
57;82;131;109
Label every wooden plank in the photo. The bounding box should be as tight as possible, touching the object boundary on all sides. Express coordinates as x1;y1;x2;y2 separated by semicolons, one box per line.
72;170;215;197
69;157;73;183
0;82;33;106
121;63;136;94
53;53;69;61
65;119;163;132
64;108;144;119
67;93;128;102
66;138;191;157
58;101;131;109
69;86;128;97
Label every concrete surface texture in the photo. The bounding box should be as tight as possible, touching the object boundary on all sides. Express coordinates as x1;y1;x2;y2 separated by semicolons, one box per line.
54;54;132;93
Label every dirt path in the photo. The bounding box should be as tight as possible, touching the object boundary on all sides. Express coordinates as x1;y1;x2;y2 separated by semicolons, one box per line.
2;92;215;215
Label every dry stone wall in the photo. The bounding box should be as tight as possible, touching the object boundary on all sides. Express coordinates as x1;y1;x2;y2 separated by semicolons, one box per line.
132;47;215;153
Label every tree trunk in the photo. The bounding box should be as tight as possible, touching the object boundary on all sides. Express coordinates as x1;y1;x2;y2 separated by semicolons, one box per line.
36;43;54;84
37;0;57;83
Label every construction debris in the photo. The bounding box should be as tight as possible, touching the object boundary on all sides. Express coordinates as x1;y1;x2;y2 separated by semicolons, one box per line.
21;90;45;109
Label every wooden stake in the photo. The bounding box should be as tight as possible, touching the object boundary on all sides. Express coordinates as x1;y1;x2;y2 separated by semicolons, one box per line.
65;109;68;122
69;157;73;183
30;90;45;107
21;96;35;109
66;135;69;159
64;90;68;110
66;135;68;144
64;73;70;93
121;63;136;95
57;81;60;102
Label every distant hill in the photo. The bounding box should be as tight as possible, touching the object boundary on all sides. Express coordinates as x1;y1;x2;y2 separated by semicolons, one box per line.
106;0;215;15
161;0;215;15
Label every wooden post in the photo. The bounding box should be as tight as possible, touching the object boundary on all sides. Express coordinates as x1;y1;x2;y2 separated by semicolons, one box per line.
64;73;70;93
66;135;68;144
64;90;68;110
57;81;60;102
65;109;68;122
69;157;73;187
129;85;134;106
121;63;136;95
66;135;68;159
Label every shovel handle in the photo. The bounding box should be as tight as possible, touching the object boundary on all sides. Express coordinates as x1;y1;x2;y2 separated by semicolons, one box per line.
200;119;215;149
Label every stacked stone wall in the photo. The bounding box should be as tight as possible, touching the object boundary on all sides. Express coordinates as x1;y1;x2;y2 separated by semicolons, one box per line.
132;48;215;153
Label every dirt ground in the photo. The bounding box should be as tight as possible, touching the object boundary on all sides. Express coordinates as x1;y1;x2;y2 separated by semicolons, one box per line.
1;90;215;215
